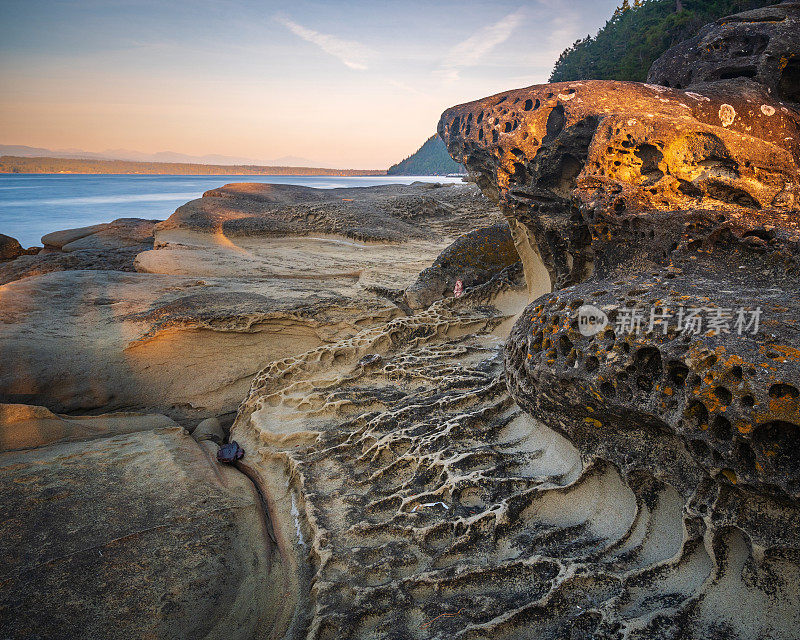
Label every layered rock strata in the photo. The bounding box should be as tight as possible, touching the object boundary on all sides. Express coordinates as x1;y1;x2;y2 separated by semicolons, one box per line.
0;183;502;424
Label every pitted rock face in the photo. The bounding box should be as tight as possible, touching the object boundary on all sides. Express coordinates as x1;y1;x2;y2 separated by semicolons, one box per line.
432;5;800;637
438;79;799;288
647;2;800;104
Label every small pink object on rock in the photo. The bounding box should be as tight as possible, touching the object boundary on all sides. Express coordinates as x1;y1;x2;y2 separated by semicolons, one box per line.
453;279;464;297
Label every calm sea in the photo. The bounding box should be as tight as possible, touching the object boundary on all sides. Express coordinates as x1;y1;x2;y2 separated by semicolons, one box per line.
0;174;463;248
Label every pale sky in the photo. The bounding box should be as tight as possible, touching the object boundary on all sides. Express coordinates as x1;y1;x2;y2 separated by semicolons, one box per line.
0;0;619;168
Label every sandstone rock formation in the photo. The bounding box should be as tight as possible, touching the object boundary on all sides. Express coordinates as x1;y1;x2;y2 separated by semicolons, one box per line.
231;265;535;640
0;402;178;451
3;5;799;638
405;223;519;309
0;233;23;261
0;183;502;425
154;182;466;242
438;78;798;291
647;2;800;103
0;422;284;640
0;180;509;639
426;3;800;637
0;218;158;285
41;217;158;252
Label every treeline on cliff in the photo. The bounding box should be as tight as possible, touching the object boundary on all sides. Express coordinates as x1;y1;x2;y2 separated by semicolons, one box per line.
550;0;777;83
0;156;385;176
387;135;465;176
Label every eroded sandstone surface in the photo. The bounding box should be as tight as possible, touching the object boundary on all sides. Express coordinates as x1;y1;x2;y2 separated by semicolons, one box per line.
0;423;284;640
0;182;502;424
3;5;799;639
422;3;800;638
0;180;511;638
438;77;798;291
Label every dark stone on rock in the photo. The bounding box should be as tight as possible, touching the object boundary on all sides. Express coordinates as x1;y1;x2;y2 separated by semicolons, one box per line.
217;440;244;463
405;223;519;309
0;233;23;261
647;2;800;104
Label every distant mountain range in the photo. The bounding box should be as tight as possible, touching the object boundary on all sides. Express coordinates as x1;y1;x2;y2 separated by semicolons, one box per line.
0;156;385;176
1;138;466;176
0;145;321;168
387;135;465;176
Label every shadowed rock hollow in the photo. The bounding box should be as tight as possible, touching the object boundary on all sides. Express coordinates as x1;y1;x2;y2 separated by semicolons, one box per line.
405;223;519;309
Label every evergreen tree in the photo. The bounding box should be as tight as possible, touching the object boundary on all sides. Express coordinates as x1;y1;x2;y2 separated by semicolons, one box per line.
386;135;465;176
550;0;776;83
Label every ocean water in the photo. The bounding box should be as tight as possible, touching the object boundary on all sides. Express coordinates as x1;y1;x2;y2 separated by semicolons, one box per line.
0;174;464;248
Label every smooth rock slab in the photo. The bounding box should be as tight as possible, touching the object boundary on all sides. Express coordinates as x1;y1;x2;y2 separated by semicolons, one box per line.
41;218;157;251
0;426;277;640
0;218;158;286
0;403;178;452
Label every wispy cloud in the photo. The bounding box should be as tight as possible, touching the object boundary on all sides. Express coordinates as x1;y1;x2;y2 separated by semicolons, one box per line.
437;9;525;82
274;14;370;71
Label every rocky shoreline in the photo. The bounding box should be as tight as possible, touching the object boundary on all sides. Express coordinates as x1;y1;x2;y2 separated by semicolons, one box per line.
1;4;799;639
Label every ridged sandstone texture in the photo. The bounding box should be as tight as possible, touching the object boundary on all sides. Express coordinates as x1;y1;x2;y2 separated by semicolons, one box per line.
433;3;800;638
